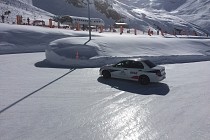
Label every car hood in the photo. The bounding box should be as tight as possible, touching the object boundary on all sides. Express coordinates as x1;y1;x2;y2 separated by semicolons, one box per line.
152;65;165;71
101;64;114;69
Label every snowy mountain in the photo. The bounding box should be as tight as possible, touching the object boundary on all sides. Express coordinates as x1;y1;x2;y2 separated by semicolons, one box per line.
172;0;210;32
121;0;188;11
17;0;33;5
32;0;210;34
1;0;210;34
0;0;53;24
32;0;115;24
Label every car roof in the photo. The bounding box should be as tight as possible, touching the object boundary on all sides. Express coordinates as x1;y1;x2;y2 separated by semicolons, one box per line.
122;58;147;62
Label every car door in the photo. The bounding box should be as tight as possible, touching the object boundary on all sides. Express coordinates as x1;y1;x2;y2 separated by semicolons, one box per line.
111;60;130;79
127;61;144;81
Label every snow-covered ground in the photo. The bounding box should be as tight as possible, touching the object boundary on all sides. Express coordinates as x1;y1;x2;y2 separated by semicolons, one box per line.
1;23;210;66
0;23;210;139
0;53;210;140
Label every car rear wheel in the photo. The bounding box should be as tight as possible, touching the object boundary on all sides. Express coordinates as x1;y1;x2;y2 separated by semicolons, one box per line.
139;75;150;85
102;70;111;79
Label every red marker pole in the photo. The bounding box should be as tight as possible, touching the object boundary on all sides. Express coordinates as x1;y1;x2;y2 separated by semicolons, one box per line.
76;51;79;60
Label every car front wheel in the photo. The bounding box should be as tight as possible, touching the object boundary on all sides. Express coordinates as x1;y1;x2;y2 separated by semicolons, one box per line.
139;75;150;85
102;70;111;79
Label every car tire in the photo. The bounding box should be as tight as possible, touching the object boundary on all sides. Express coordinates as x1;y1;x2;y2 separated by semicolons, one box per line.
102;70;111;79
139;75;150;85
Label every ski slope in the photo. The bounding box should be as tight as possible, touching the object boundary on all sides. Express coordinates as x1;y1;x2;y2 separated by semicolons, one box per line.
0;0;53;24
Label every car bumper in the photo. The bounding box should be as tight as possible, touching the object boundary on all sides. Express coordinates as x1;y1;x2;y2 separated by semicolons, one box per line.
151;74;166;82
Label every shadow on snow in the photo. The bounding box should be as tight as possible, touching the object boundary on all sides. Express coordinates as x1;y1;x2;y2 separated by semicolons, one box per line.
0;68;75;114
97;77;170;96
35;59;72;69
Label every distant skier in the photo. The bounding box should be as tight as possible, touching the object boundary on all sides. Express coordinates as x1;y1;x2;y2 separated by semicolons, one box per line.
148;29;151;36
120;26;123;35
27;17;30;25
82;24;85;31
1;14;5;23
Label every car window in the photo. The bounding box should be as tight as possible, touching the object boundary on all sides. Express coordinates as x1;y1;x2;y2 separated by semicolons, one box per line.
115;61;125;68
115;61;131;68
124;61;132;68
143;60;156;68
130;61;144;69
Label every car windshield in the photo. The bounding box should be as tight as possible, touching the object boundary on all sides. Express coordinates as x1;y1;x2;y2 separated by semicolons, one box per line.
143;60;156;68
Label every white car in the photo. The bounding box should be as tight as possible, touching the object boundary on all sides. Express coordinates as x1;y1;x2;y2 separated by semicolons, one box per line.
99;59;166;85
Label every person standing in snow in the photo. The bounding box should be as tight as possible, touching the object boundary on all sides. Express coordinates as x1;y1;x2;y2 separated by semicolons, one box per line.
1;14;5;23
27;17;30;25
148;29;151;36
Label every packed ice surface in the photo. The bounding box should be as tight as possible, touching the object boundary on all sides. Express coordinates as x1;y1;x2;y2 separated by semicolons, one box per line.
0;53;210;140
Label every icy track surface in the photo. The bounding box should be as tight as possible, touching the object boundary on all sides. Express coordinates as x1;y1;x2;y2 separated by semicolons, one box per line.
0;53;210;140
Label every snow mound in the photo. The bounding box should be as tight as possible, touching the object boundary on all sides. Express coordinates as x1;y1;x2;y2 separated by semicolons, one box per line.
48;38;100;59
45;37;141;68
46;35;210;68
45;37;108;68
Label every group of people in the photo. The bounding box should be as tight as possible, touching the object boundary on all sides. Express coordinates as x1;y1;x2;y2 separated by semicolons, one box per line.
1;11;11;23
1;14;30;25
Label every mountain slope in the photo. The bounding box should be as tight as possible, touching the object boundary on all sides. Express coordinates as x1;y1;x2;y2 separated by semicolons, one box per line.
1;0;209;34
112;0;210;33
32;0;115;25
172;0;210;32
32;0;210;34
0;0;53;24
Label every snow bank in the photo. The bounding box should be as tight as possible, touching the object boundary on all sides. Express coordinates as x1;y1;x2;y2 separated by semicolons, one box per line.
1;23;210;68
46;34;210;67
0;23;90;54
